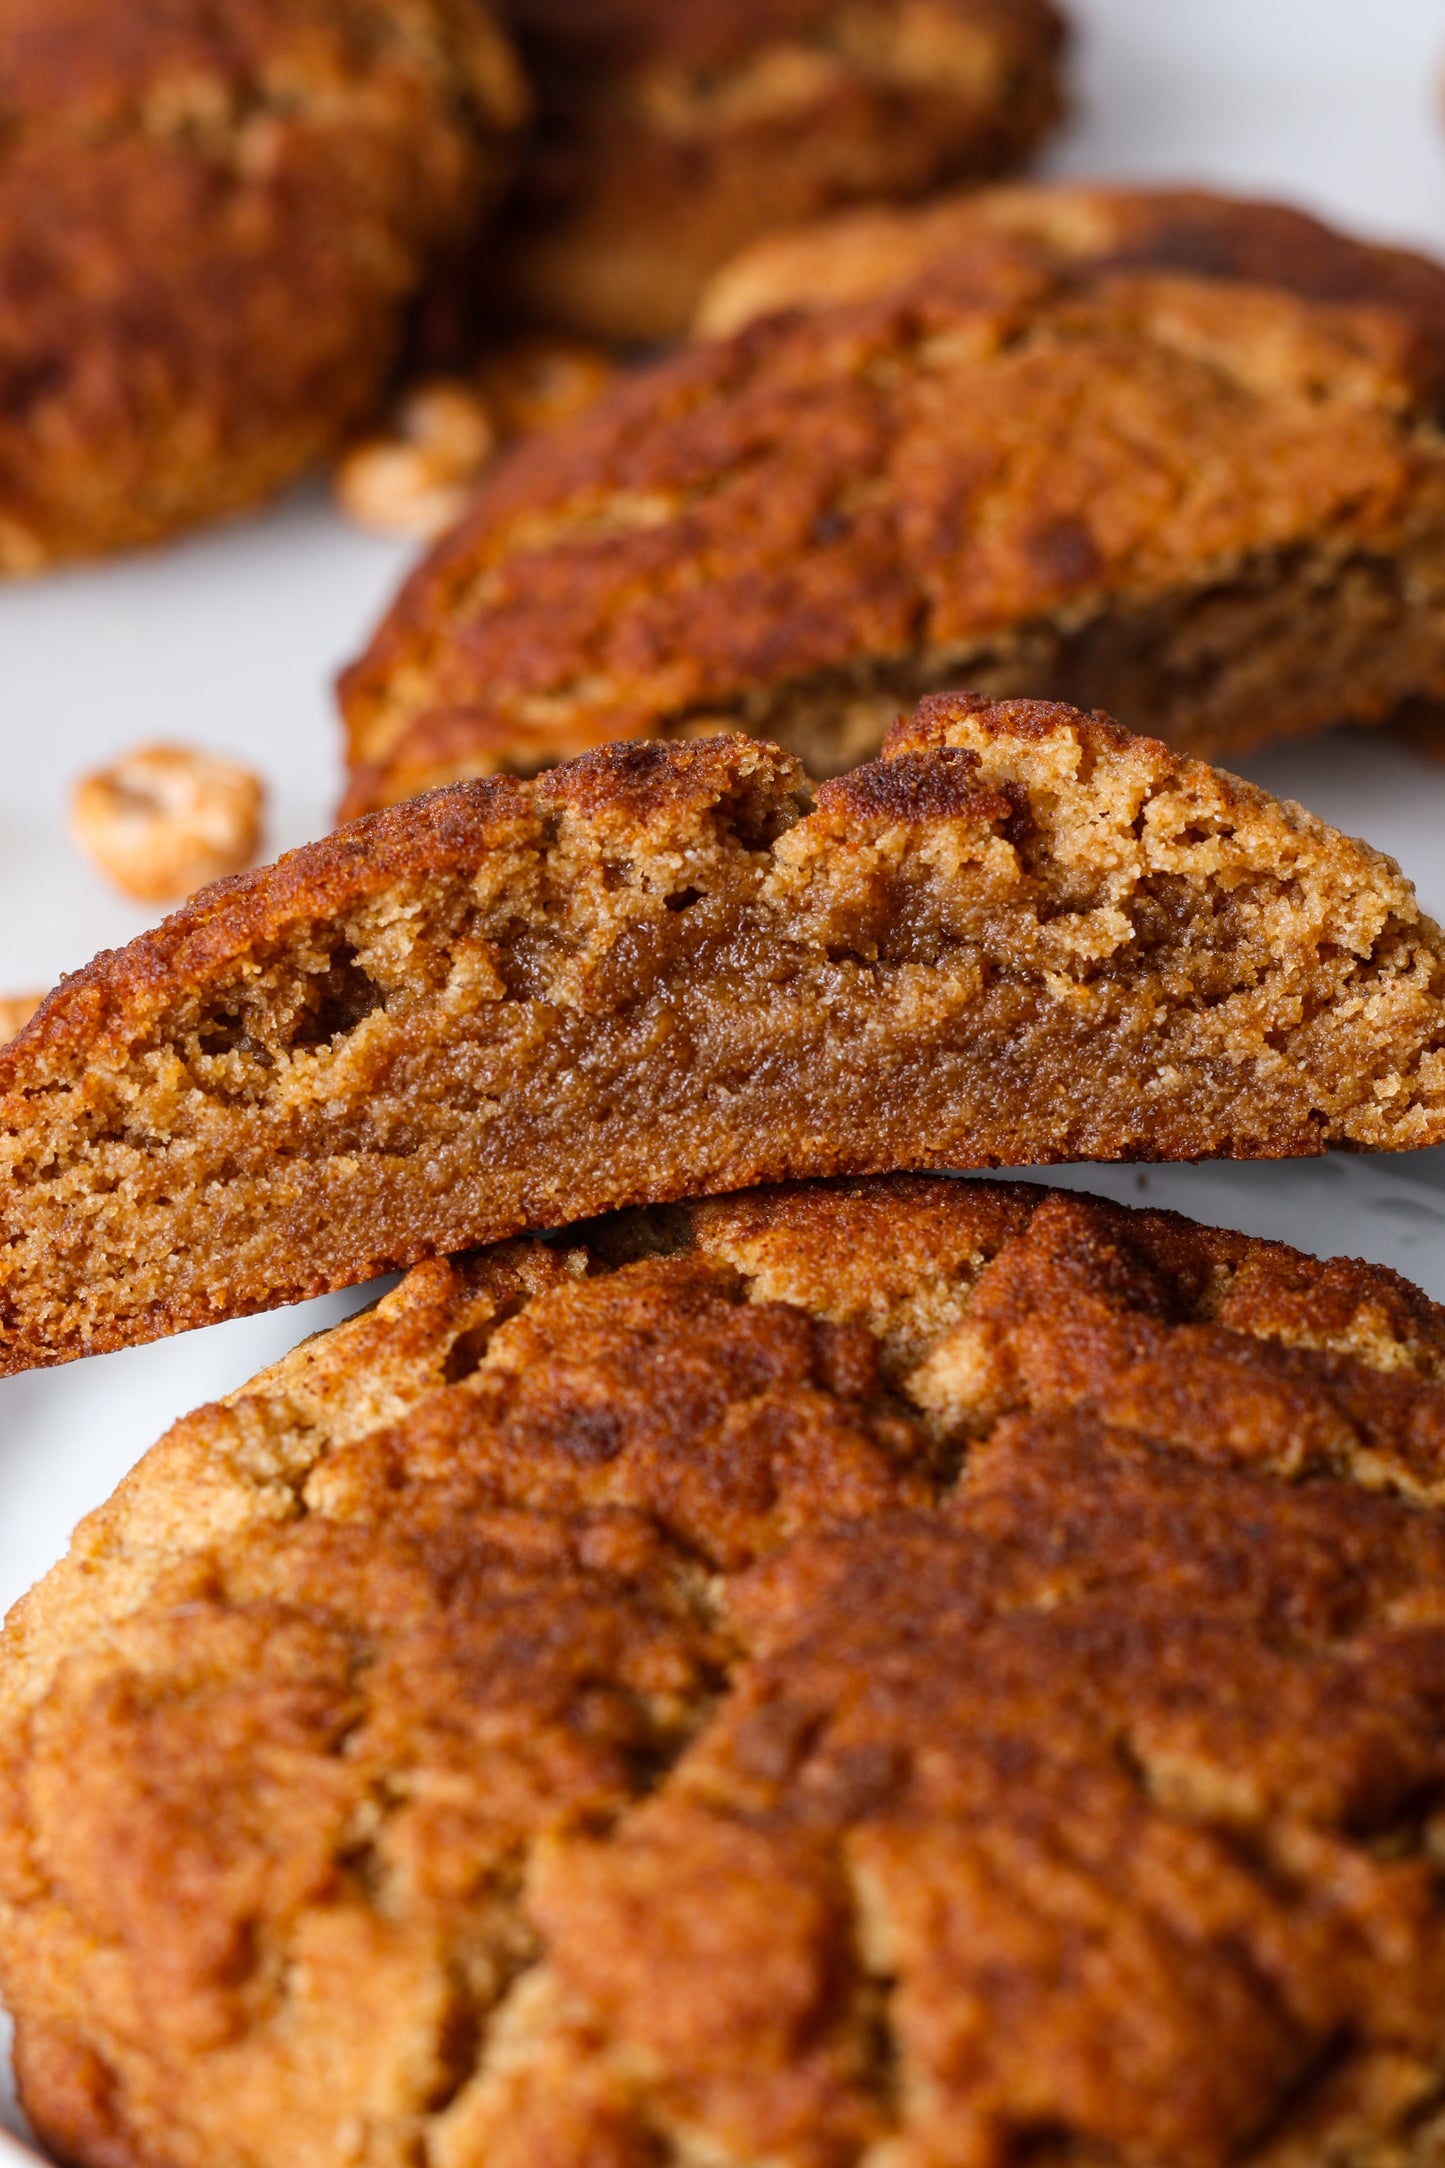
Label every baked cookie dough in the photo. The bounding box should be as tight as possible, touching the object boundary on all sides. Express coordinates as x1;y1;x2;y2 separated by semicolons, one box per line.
4;696;1445;1371
8;1172;1445;2168
340;184;1445;809
488;0;1068;342
0;0;527;571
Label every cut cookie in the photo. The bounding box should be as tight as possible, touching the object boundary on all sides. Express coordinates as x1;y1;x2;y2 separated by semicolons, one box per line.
3;694;1444;1371
8;1173;1445;2168
339;183;1445;812
486;0;1068;344
0;0;527;571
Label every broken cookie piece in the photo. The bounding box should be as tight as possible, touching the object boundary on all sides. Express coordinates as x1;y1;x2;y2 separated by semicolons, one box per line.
340;182;1445;812
2;694;1443;1372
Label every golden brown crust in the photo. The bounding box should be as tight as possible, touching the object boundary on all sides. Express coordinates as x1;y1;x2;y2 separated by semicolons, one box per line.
3;696;1445;1374
9;1173;1445;2168
339;184;1445;806
488;0;1067;343
0;0;527;571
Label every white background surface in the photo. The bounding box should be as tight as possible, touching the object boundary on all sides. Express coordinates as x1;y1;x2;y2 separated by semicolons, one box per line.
5;0;1445;2144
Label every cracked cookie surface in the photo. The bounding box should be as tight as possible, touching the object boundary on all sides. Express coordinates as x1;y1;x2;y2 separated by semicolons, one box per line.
8;1173;1445;2168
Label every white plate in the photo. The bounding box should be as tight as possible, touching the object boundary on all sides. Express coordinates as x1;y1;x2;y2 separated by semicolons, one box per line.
4;0;1445;2152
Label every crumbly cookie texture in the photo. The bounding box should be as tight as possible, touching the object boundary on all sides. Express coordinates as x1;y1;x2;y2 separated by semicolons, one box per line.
0;0;527;572
340;183;1445;812
2;694;1444;1373
9;1173;1445;2168
487;0;1068;344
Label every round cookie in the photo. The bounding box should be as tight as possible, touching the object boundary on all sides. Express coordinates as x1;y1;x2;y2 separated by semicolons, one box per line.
488;0;1068;343
7;1174;1445;2168
0;0;527;572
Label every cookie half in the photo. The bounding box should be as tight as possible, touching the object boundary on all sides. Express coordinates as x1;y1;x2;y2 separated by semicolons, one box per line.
7;1173;1445;2168
340;183;1445;807
488;0;1068;343
3;695;1445;1371
0;0;527;571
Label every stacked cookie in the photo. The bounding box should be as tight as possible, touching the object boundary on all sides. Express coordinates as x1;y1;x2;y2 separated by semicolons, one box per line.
10;13;1445;2168
6;680;1445;2166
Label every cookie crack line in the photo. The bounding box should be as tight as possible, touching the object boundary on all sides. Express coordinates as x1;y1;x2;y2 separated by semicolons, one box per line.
3;692;1445;1372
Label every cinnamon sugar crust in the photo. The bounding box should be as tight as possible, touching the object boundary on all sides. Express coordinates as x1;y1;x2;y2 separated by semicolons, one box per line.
339;184;1445;811
0;0;527;571
487;0;1067;344
4;695;1445;1373
9;1174;1445;2168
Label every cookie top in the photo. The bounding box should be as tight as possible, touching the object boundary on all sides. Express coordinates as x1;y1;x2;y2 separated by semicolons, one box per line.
695;178;1445;338
340;185;1445;808
5;697;1445;1372
8;1173;1445;2168
0;0;526;570
489;0;1068;342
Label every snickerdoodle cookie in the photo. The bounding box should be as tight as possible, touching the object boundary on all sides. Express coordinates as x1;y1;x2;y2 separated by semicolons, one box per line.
0;0;526;570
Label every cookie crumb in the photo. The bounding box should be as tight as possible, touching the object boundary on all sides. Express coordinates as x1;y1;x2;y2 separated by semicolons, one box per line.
70;745;264;903
334;379;495;539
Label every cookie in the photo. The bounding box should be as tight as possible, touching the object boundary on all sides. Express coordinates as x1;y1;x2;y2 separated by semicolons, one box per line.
4;695;1445;1372
8;1172;1445;2168
0;0;527;571
487;0;1067;344
340;183;1445;808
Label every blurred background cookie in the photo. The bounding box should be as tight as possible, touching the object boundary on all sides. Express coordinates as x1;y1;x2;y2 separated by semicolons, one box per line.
485;0;1069;344
339;183;1445;810
0;0;528;573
